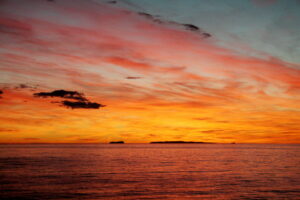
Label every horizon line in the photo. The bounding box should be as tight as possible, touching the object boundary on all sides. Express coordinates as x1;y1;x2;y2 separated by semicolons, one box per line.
0;142;299;145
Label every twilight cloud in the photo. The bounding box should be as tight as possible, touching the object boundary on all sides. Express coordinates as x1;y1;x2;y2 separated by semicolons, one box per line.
34;90;105;109
0;0;299;143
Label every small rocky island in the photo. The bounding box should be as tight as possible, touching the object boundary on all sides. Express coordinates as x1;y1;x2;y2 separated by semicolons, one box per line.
150;141;214;144
109;141;125;144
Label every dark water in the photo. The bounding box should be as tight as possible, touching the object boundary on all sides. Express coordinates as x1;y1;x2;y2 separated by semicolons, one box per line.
0;144;299;200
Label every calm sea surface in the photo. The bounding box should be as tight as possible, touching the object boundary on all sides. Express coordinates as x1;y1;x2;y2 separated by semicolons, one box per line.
0;144;299;200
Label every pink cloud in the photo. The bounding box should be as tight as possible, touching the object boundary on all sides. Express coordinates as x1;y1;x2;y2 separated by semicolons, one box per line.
0;0;299;111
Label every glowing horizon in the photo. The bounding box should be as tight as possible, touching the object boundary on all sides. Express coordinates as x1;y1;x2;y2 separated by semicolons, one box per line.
1;0;300;144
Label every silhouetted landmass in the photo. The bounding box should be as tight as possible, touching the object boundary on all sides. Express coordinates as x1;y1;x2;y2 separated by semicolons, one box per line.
110;141;125;144
150;141;214;144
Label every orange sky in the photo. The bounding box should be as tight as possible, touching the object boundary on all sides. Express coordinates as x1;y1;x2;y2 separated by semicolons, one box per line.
0;0;300;143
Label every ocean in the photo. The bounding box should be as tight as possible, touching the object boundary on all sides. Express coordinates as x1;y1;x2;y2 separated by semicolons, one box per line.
0;144;299;200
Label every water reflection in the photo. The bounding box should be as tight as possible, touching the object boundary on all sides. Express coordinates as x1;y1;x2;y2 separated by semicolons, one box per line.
0;144;299;199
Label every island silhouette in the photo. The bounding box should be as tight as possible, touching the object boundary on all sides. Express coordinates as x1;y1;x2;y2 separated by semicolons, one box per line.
109;141;125;144
150;141;214;144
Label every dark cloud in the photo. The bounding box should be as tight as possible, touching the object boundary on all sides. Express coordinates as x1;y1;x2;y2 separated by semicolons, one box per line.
0;90;3;98
34;89;105;109
138;12;153;18
183;24;199;31
182;24;211;38
137;12;163;24
62;100;104;109
34;89;87;101
0;83;38;92
107;0;117;4
14;83;38;91
18;84;28;89
202;32;211;38
137;12;211;38
126;76;142;79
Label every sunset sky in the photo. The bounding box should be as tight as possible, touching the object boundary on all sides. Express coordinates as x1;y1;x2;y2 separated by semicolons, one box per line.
1;0;300;143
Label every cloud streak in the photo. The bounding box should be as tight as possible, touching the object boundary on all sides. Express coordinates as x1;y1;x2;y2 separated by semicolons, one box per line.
137;12;212;38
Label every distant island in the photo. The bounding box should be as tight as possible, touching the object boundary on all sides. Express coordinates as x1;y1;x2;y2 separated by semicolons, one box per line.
150;141;214;144
109;141;125;144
